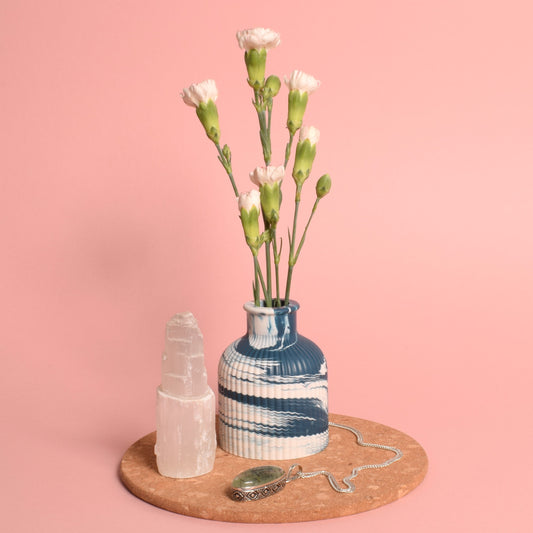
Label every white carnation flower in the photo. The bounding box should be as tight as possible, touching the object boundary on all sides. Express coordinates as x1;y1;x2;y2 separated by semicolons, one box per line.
299;125;320;146
284;70;320;94
238;190;261;212
181;79;218;107
249;165;285;187
236;27;281;51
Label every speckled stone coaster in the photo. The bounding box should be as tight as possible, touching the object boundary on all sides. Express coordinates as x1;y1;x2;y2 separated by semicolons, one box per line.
119;413;428;523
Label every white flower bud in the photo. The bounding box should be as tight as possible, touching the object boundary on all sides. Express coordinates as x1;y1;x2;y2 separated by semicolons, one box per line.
284;70;320;94
299;125;320;146
238;189;261;213
236;28;281;51
249;165;285;187
181;79;218;107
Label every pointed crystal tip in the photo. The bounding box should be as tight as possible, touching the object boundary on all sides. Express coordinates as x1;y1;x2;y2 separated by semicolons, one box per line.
167;311;198;328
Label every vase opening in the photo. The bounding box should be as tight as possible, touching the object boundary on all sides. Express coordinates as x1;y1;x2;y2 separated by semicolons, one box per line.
244;299;295;310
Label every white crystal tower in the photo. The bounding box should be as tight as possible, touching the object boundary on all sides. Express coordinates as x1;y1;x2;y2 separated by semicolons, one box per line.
155;312;216;478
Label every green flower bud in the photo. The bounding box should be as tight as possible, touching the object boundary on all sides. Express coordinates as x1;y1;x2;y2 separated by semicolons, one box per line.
286;90;308;135
240;207;261;252
244;49;267;89
292;139;316;186
222;144;231;162
195;99;220;143
264;75;281;98
316;174;332;198
238;190;262;254
259;182;281;227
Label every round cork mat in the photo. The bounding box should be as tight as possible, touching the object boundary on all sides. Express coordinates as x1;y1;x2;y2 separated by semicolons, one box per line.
119;413;428;523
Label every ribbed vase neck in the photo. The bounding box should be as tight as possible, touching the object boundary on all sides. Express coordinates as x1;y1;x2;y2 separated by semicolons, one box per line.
244;301;299;347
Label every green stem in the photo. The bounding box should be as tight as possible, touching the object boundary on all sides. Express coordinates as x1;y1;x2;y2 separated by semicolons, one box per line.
264;239;272;306
254;89;271;166
271;229;281;306
253;260;260;306
294;198;320;263
265;104;273;166
284;132;295;168
285;265;294;305
215;143;239;197
258;107;267;130
285;185;302;304
253;254;269;305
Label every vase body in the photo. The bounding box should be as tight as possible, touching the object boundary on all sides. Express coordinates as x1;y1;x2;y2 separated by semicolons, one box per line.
217;300;328;459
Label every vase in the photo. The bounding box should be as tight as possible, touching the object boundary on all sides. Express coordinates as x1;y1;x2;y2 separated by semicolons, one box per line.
217;300;328;460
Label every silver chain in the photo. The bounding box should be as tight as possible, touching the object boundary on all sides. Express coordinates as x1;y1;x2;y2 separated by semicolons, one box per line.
285;421;403;493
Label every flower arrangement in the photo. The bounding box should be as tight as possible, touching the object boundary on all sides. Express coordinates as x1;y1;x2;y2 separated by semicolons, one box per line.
181;28;331;308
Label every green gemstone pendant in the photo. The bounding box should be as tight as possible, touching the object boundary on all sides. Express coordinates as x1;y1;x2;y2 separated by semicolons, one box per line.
231;465;287;501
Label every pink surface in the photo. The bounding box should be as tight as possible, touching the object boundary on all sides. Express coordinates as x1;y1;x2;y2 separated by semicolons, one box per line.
1;1;532;531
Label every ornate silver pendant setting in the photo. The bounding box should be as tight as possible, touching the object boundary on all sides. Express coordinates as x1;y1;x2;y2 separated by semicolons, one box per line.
231;465;287;501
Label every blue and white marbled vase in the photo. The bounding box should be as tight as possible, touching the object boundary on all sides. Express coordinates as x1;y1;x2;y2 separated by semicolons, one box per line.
217;300;328;460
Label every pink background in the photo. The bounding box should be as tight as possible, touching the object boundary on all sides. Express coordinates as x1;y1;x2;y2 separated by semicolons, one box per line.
2;1;532;530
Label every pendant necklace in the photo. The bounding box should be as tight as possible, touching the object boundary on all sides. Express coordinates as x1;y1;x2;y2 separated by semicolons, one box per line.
231;421;403;502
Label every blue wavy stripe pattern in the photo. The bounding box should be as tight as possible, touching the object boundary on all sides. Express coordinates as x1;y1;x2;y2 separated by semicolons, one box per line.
218;383;328;437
